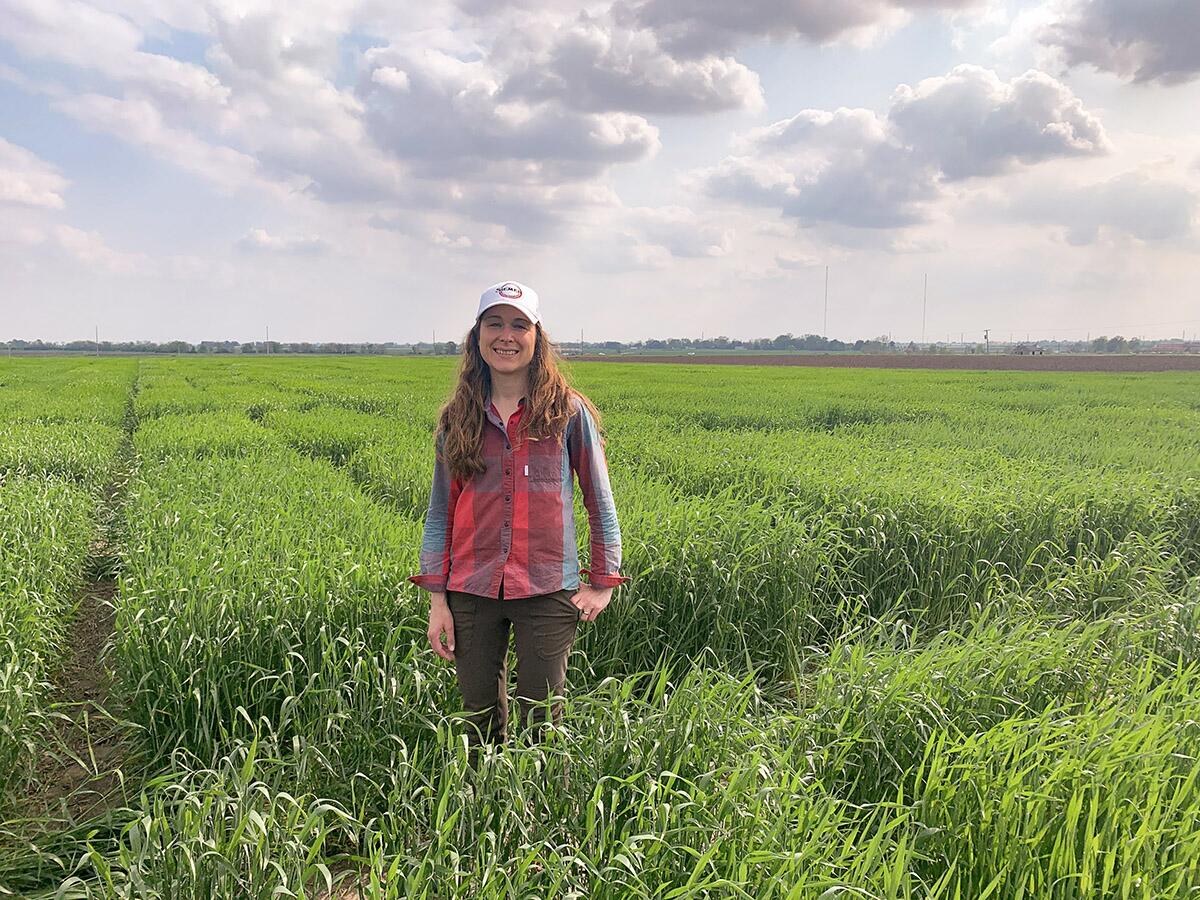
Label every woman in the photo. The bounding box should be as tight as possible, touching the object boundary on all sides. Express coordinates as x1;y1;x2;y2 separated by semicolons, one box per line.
409;280;629;752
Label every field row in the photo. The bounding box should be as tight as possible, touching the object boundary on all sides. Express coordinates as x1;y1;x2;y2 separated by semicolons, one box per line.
0;360;136;809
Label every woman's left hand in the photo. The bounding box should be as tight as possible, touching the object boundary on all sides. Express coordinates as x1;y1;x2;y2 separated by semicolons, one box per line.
573;584;614;622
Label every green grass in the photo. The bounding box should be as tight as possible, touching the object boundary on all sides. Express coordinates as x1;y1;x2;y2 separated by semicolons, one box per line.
0;477;97;803
0;357;136;812
1;356;1199;898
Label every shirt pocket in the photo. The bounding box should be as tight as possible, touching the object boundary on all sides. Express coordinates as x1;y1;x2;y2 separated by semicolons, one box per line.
524;440;563;490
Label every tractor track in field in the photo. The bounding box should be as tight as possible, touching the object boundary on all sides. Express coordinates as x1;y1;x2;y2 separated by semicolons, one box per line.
30;574;128;824
22;371;140;828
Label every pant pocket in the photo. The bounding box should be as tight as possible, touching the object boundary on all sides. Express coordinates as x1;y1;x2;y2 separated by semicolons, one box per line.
550;588;582;621
532;592;580;661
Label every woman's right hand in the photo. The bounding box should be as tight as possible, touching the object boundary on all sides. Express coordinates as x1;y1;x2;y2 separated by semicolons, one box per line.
427;592;455;661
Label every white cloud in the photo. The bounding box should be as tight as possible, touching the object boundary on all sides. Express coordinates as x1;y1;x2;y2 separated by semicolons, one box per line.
0;218;49;247
431;227;473;249
52;93;289;196
574;200;734;272
729;248;825;283
696;65;1108;231
579;233;673;272
692;156;800;207
1006;171;1198;245
775;251;822;269
890;66;1109;179
1039;0;1200;85
52;224;148;274
237;227;330;255
499;11;763;114
1;0;230;109
4;1;412;211
0;138;67;209
361;46;660;183
628;204;733;257
371;66;411;92
0;0;772;244
622;0;986;55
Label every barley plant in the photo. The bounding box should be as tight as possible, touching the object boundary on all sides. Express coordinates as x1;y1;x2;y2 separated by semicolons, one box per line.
0;355;1198;898
0;360;135;808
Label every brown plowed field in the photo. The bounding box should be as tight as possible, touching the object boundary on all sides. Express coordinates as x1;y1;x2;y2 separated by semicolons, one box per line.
577;354;1200;372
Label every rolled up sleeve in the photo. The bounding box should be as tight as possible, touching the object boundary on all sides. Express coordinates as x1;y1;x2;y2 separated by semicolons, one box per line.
567;399;630;589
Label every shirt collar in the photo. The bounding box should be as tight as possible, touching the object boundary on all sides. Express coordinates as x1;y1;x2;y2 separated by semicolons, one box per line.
485;393;526;425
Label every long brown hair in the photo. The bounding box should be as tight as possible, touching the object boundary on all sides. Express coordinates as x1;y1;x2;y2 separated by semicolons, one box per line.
437;320;605;481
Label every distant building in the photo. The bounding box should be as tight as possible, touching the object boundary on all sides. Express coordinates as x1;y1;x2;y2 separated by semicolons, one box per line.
1012;342;1044;355
1151;341;1194;353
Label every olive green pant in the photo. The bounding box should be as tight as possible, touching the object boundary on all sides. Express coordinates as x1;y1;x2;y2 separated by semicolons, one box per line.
447;585;581;748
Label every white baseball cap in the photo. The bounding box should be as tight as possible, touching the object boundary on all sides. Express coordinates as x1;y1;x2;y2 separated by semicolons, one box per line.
476;281;540;325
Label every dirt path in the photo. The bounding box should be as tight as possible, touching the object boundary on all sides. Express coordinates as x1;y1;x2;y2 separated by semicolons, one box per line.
22;377;139;827
29;576;129;824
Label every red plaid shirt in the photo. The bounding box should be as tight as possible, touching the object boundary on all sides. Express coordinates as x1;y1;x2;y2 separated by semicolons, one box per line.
409;394;629;599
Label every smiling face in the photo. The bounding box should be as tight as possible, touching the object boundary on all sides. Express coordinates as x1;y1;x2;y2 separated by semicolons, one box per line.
478;303;537;375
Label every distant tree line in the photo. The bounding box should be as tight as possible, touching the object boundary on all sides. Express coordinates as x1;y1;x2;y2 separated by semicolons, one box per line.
0;339;459;355
637;334;859;351
0;333;1191;355
0;334;869;354
1091;336;1136;353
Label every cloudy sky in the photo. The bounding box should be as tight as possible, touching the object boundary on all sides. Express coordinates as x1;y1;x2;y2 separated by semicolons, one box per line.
2;0;1199;344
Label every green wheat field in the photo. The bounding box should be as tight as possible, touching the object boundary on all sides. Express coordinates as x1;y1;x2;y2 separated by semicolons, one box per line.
2;356;1199;898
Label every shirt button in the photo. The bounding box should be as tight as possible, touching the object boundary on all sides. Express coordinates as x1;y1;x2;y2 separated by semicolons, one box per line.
505;495;510;501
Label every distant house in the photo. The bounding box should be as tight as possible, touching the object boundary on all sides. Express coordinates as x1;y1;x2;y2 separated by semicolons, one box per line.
1012;342;1044;355
1151;341;1193;353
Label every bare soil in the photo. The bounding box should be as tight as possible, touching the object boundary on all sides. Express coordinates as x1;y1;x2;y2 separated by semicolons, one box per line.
579;353;1200;372
23;417;138;827
28;564;130;824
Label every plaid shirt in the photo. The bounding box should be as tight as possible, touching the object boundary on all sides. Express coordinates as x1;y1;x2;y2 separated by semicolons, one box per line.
409;394;629;599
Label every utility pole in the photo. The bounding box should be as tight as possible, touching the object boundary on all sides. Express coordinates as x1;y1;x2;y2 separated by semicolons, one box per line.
823;265;829;338
984;329;990;354
921;272;927;346
266;325;270;356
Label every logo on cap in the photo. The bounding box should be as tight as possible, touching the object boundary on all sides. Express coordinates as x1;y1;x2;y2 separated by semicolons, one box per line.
497;283;523;299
